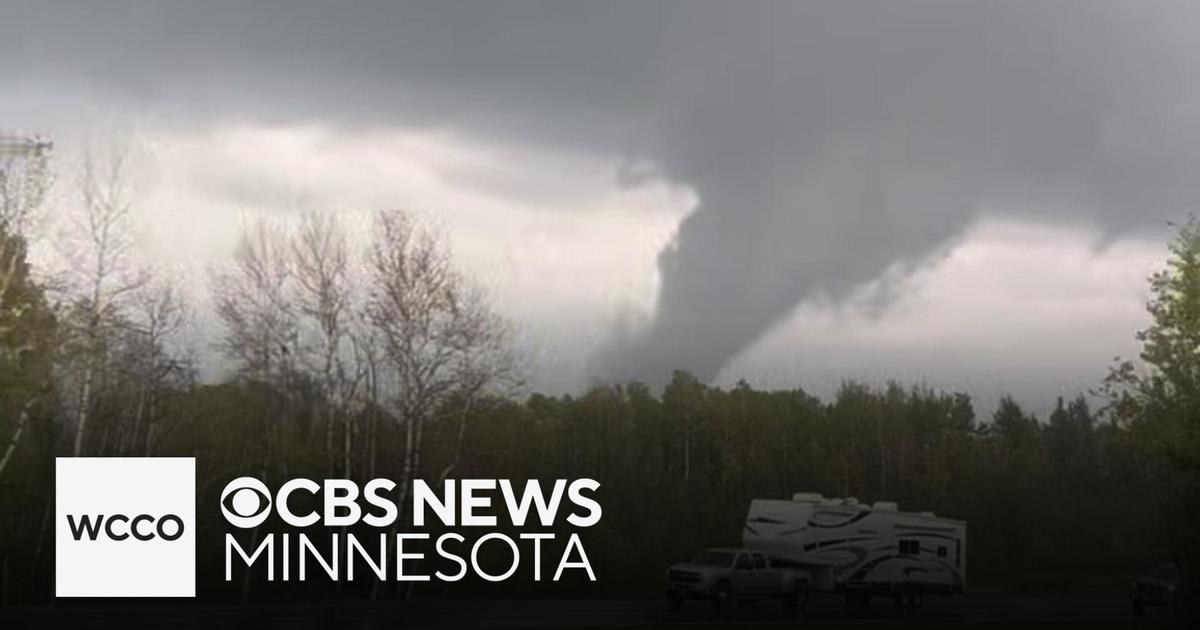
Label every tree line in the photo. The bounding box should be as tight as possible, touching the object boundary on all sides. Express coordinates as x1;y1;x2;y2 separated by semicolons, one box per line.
0;144;1196;602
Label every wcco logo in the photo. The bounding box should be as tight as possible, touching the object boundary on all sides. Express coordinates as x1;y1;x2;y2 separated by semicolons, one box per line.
66;512;186;542
56;458;195;597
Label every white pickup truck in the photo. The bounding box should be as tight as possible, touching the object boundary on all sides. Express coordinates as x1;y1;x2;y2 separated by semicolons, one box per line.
665;547;810;611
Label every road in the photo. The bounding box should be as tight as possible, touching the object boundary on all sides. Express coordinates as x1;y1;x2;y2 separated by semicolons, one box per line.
1;593;1184;629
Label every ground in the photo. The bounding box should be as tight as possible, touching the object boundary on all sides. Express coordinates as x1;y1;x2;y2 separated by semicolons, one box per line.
1;592;1187;629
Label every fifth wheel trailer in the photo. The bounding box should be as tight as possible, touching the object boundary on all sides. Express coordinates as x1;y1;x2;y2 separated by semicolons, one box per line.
742;493;966;608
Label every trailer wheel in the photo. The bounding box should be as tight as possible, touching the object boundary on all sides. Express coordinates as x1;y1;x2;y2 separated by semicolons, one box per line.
894;584;923;612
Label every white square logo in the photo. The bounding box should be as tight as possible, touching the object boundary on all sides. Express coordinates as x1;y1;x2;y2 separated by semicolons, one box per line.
56;457;195;597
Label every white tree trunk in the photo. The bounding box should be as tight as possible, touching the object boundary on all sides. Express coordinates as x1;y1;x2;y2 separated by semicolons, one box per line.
0;401;34;480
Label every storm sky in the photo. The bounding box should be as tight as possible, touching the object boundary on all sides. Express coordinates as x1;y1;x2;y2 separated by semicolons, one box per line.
4;1;1199;412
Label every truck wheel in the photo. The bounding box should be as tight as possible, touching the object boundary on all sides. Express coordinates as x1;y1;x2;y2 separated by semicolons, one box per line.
712;583;733;613
784;583;810;614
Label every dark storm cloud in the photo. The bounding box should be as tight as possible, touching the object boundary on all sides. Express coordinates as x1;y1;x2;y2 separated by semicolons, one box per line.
5;0;1200;383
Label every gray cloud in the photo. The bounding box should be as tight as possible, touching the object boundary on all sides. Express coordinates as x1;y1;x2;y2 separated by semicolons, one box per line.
5;0;1200;384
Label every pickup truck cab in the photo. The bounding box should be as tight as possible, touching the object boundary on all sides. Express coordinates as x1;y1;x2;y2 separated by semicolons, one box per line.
666;548;809;611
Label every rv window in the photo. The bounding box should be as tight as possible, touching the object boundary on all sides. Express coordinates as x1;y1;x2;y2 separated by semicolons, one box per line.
899;540;919;555
735;554;754;571
938;546;947;558
752;553;768;570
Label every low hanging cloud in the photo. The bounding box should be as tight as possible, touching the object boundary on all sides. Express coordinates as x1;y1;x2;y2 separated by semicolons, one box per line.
4;1;1200;387
719;217;1163;415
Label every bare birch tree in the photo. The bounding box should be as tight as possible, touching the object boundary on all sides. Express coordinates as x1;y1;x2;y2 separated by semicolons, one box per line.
436;281;521;483
60;145;147;456
291;211;362;477
211;218;300;479
364;209;517;519
353;322;386;480
211;219;297;600
213;220;296;382
126;278;190;455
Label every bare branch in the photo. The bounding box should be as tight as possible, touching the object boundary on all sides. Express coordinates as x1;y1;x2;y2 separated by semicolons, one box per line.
211;220;297;381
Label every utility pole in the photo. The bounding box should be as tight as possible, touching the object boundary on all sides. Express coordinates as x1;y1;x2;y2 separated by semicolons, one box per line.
0;135;53;187
0;132;52;232
0;134;52;158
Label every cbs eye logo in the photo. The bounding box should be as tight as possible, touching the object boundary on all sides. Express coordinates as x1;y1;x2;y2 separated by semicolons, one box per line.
220;477;272;528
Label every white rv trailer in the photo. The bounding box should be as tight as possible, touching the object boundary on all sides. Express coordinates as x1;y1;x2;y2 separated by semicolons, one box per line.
743;493;966;605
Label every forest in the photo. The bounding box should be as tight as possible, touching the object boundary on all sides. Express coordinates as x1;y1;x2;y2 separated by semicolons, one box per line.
1;143;1198;603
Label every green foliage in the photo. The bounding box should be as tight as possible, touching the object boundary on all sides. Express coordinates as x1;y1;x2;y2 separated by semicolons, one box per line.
457;380;1153;593
1107;218;1200;468
1104;216;1200;577
0;229;56;403
0;226;59;601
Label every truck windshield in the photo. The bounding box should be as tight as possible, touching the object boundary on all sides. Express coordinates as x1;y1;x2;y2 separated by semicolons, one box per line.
690;551;736;567
1145;564;1181;579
